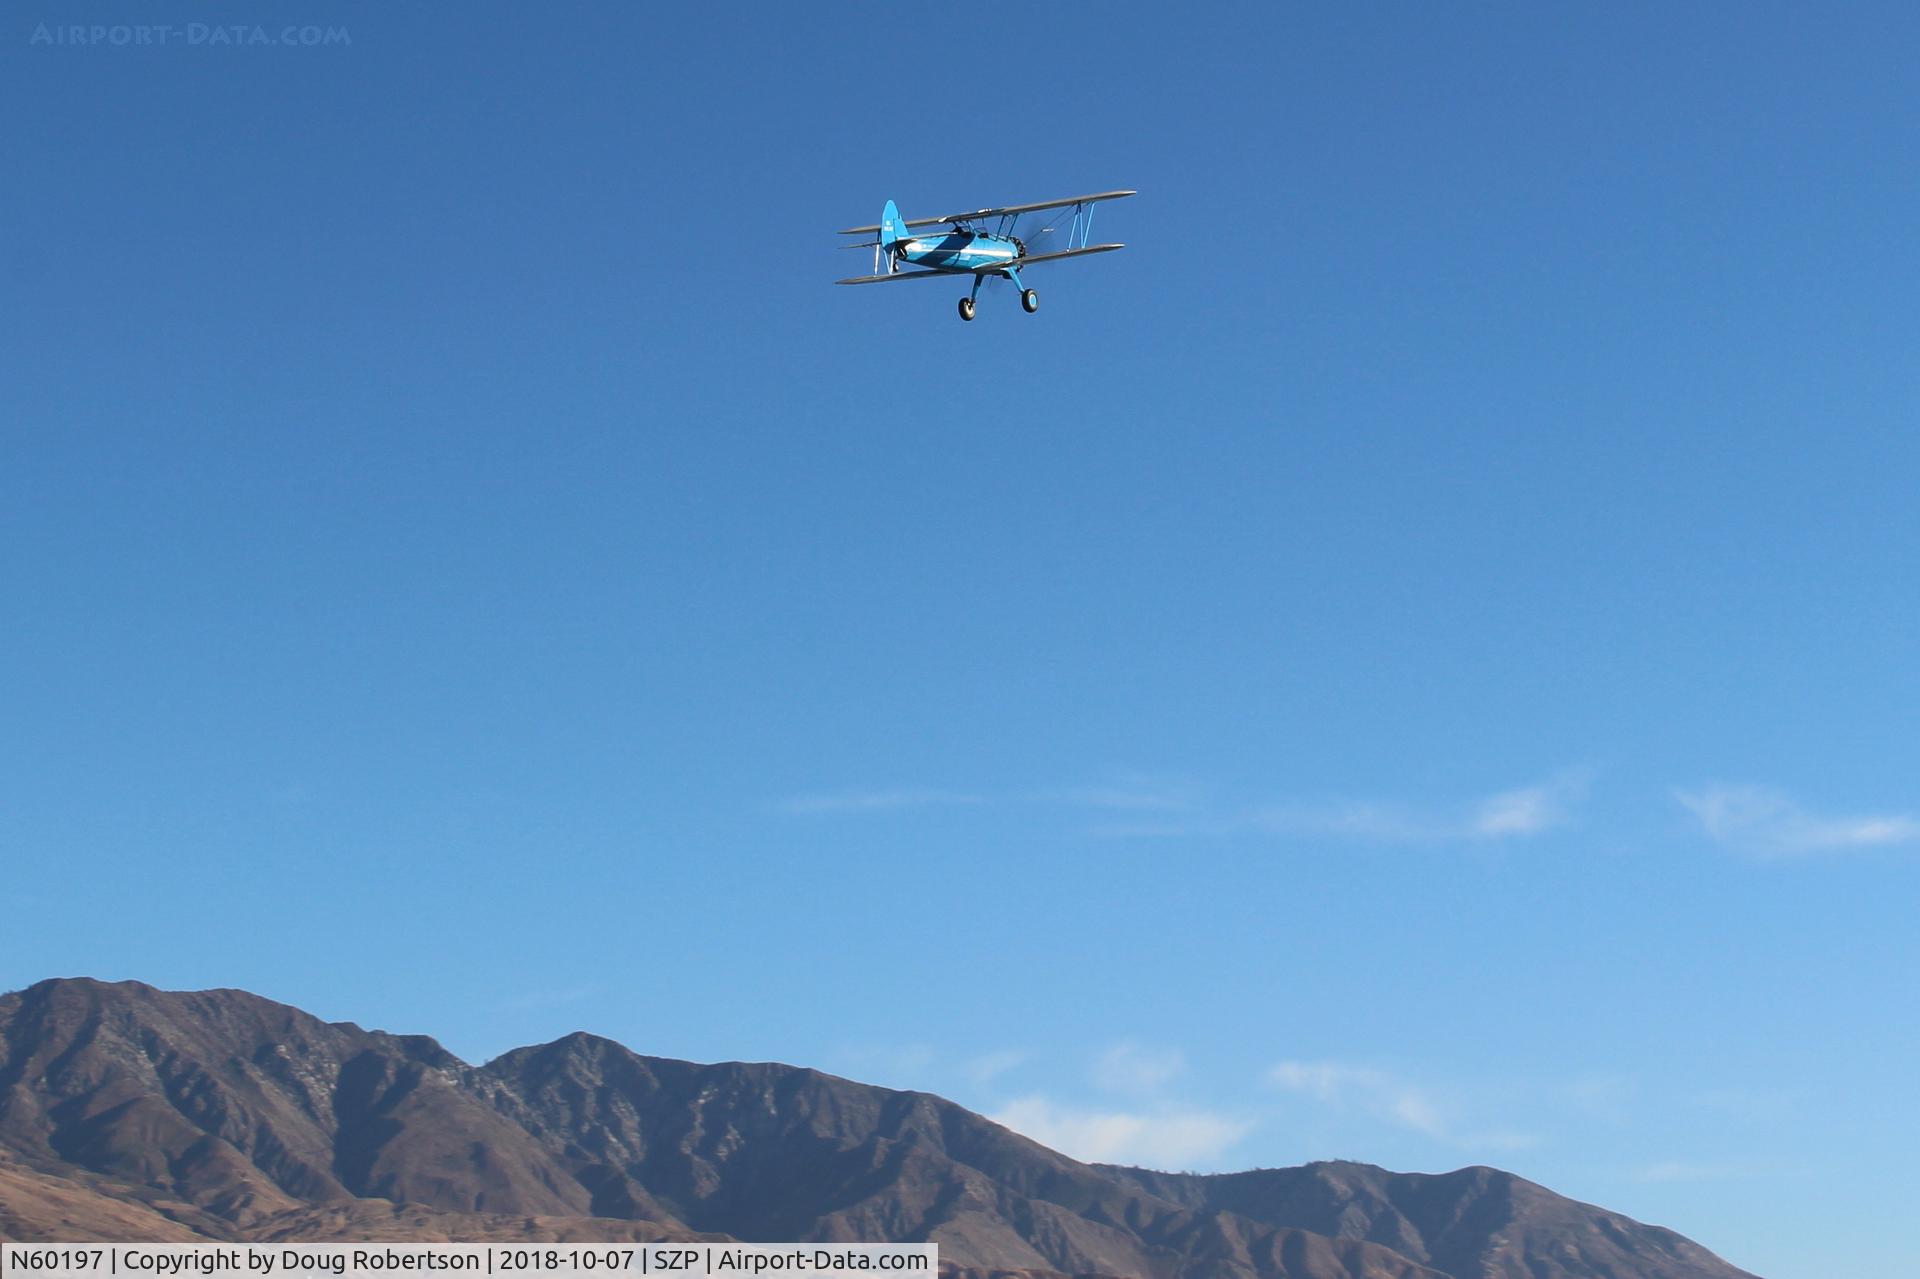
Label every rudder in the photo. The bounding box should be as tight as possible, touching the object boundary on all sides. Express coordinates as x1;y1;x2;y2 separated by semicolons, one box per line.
879;199;908;246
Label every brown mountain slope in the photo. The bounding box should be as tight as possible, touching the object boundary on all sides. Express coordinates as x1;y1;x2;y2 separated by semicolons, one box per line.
484;1032;1446;1279
0;1149;204;1241
0;1159;703;1246
231;1201;714;1243
0;977;600;1224
0;980;1444;1279
1102;1163;1760;1279
0;979;1758;1279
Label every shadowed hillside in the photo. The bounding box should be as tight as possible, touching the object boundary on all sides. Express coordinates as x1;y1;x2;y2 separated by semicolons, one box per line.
0;979;1759;1279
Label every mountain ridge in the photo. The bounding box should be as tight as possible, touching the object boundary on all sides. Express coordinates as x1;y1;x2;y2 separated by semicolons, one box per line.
0;979;1759;1279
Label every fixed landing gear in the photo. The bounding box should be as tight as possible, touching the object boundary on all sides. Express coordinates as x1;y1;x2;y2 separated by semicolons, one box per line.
958;274;1036;321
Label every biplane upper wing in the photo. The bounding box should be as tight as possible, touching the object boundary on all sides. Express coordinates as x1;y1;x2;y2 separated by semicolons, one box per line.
838;189;1136;235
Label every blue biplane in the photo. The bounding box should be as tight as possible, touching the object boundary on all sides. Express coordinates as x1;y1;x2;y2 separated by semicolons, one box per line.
837;190;1134;321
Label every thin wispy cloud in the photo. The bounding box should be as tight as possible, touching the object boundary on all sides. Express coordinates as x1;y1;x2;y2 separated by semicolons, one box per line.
781;788;985;815
991;1095;1252;1169
1268;1059;1538;1152
1244;801;1438;842
784;775;1196;817
1105;771;1591;845
1270;1060;1431;1123
1674;784;1920;858
960;1048;1029;1090
781;772;1591;847
1472;772;1589;836
1045;775;1204;813
1092;1041;1186;1096
1633;1161;1774;1184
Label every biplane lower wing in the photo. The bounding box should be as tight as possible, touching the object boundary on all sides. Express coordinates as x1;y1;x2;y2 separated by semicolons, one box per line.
1006;243;1125;268
838;244;1124;285
835;268;956;285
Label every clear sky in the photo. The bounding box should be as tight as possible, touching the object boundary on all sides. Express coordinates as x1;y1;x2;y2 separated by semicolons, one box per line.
4;5;1917;1277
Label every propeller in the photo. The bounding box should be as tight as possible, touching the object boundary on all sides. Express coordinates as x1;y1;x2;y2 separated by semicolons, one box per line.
984;206;1075;292
1012;206;1077;257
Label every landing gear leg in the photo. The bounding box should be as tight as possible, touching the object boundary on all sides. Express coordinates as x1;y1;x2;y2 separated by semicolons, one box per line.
960;272;985;322
1005;267;1037;314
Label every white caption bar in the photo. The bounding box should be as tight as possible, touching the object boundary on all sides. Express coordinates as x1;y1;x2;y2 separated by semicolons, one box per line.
0;1246;938;1279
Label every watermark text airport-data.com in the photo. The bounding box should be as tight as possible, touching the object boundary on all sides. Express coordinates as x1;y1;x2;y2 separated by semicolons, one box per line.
28;21;351;48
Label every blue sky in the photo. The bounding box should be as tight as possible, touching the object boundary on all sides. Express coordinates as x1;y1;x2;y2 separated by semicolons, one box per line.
4;4;1917;1276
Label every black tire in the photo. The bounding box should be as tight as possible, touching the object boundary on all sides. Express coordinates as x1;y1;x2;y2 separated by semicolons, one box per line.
1021;289;1039;313
959;297;975;321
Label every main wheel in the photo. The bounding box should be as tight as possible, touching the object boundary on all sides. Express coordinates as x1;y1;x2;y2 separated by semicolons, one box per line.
958;297;976;321
1021;289;1039;313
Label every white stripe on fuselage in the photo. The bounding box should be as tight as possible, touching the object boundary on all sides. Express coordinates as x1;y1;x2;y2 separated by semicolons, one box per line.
903;240;1014;260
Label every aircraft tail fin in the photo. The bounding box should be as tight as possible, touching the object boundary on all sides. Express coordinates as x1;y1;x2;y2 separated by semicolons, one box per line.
879;200;908;247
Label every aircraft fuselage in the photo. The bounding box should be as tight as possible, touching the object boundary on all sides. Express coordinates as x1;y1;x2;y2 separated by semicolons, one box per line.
894;230;1021;274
